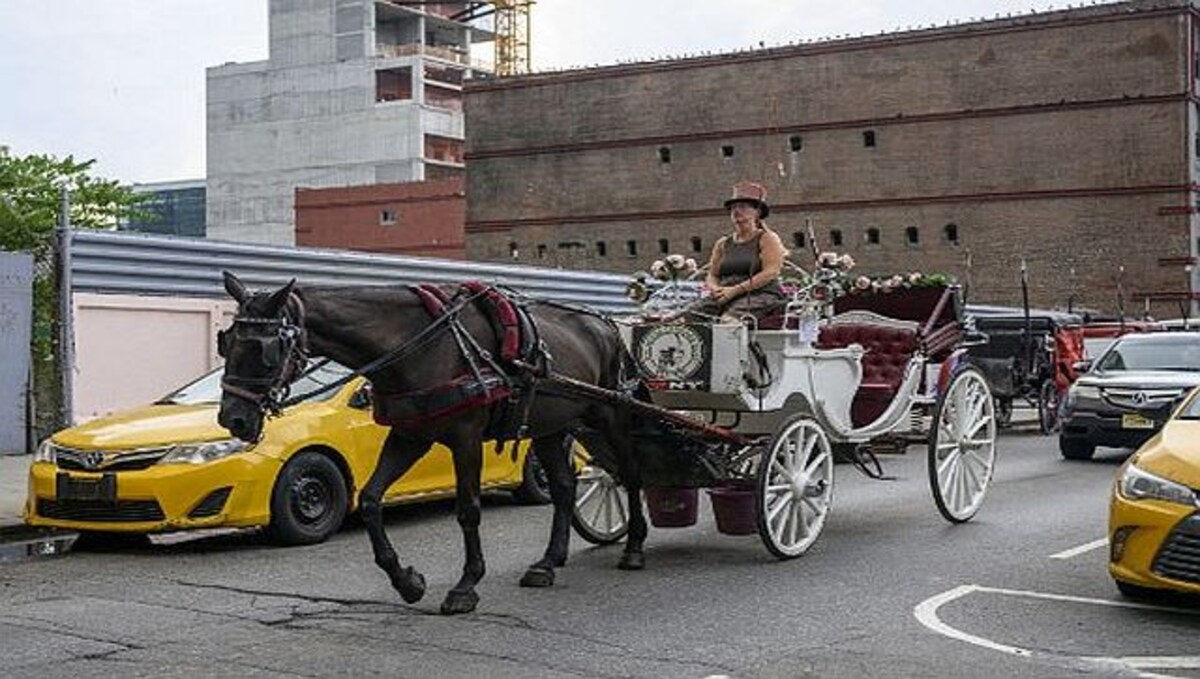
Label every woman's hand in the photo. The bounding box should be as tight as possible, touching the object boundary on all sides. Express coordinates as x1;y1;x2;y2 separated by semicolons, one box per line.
709;284;745;304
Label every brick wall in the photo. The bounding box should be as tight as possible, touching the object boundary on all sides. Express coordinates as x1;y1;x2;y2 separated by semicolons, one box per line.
463;1;1199;316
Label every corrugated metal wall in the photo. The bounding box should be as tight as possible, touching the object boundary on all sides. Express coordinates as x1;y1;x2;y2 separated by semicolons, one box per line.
71;229;636;313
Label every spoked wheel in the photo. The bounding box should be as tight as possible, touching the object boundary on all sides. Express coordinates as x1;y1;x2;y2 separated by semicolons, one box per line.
756;414;834;560
929;366;997;523
569;438;630;545
1037;380;1061;435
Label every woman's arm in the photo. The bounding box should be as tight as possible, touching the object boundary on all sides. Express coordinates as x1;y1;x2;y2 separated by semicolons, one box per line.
705;236;727;292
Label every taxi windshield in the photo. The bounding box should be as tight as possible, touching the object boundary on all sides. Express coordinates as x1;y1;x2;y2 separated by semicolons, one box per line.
156;361;353;405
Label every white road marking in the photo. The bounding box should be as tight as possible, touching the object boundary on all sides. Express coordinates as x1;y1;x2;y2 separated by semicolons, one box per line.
913;584;1200;677
1049;537;1108;560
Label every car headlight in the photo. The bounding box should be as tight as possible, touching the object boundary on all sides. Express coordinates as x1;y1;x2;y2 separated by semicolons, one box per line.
1069;384;1101;402
1118;463;1198;507
159;439;250;465
34;439;58;463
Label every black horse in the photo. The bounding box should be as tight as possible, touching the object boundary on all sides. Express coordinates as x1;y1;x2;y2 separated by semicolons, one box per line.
216;272;646;614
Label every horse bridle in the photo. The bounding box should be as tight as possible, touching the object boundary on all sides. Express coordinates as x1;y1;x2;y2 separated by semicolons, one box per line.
219;294;310;416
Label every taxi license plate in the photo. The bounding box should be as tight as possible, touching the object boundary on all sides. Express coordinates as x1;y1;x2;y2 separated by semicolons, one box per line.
56;473;117;502
1121;413;1155;430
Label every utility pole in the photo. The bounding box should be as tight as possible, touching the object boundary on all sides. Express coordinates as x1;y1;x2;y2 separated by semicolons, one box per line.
56;186;74;428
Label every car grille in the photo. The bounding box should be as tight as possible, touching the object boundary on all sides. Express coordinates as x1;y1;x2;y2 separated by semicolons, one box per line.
54;445;171;472
1102;388;1186;411
37;498;165;523
1152;514;1200;585
187;487;232;519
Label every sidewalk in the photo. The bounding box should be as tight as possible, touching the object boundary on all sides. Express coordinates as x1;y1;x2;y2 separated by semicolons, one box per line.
0;454;30;529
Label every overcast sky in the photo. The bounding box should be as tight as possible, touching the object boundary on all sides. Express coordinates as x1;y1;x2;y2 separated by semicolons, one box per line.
0;0;1060;184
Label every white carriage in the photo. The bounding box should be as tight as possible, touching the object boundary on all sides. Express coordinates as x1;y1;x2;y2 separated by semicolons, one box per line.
570;282;997;559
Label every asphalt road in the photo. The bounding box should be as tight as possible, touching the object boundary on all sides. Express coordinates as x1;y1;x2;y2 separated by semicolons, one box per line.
2;431;1198;678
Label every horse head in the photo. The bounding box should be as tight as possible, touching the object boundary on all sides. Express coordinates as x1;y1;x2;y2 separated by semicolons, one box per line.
217;271;308;442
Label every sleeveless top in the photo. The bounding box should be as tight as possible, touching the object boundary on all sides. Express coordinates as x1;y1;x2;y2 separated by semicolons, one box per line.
717;230;783;296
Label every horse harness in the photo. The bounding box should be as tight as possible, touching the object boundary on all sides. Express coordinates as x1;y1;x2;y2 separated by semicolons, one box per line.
218;293;311;416
371;283;550;456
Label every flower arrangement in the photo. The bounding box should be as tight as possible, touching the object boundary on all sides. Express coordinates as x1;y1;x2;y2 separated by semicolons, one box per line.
627;254;699;303
781;251;955;302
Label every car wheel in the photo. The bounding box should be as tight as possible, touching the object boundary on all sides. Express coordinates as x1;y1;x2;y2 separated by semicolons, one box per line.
267;451;348;546
513;449;552;505
1058;436;1096;461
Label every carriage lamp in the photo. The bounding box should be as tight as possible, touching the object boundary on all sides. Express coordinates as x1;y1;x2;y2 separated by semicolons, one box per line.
1118;463;1198;507
1110;526;1135;562
159;439;251;465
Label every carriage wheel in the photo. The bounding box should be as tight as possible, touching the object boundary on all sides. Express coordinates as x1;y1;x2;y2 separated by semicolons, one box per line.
568;438;630;545
929;366;997;523
756;414;834;560
1037;380;1061;435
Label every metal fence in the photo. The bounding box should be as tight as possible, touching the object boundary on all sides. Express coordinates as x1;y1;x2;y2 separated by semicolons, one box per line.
69;230;637;314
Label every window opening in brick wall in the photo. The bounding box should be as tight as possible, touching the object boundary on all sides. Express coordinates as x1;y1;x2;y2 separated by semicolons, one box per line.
721;145;735;158
658;238;669;254
596;241;607;257
536;244;547;259
508;241;519;259
906;226;920;245
865;228;880;245
863;130;876;147
792;232;806;249
626;240;638;256
658;147;671;163
380;209;396;225
691;236;702;253
789;135;803;152
830;229;843;247
944;223;959;244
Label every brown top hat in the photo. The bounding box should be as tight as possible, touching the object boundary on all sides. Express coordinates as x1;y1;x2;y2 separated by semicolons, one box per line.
723;180;770;218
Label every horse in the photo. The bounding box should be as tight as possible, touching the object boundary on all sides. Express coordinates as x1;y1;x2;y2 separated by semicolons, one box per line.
215;271;647;614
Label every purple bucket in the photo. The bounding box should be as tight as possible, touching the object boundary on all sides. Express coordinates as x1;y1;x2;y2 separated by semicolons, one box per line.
643;488;699;528
706;482;758;536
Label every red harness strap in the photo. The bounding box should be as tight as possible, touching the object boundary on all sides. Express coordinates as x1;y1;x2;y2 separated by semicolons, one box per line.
460;281;522;362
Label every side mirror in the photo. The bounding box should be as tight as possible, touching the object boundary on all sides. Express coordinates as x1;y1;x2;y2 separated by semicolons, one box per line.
1072;359;1093;374
348;384;372;409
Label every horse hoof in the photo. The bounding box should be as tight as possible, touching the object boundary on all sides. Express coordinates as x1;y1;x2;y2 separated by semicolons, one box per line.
617;552;645;571
440;589;479;615
519;567;555;588
393;567;427;604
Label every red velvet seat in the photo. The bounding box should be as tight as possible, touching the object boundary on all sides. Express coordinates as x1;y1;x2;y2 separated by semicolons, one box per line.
816;323;918;427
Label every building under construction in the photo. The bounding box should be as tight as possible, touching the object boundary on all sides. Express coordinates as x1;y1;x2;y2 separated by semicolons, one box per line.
465;0;1200;316
207;1;506;246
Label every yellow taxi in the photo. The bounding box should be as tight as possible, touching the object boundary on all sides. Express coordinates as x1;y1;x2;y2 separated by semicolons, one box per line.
24;363;547;545
1108;385;1200;597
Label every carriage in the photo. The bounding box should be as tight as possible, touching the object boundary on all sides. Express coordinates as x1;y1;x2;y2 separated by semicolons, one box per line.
567;278;998;559
962;307;1084;434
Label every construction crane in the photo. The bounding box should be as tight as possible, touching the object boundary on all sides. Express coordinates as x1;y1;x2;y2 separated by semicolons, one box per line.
388;1;533;76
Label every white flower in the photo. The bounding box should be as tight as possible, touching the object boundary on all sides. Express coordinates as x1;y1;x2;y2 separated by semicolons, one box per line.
684;258;698;275
665;253;686;270
854;275;872;290
889;274;904;286
650;259;670;281
837;254;856;270
817;251;840;267
908;272;923;285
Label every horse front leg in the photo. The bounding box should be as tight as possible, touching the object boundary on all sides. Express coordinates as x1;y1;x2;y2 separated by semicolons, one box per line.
362;431;430;604
612;424;648;571
440;429;487;615
520;433;576;588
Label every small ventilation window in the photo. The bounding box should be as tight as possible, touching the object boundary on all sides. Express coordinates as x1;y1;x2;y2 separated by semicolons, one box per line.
508;241;519;259
658;238;669;254
596;241;607;257
866;228;880;245
721;145;735;158
691;236;702;253
944;223;959;244
658;147;671;163
536;244;547;259
789;135;803;152
863;130;876;148
380;209;397;226
830;229;844;247
792;232;806;248
626;240;638;256
906;227;920;245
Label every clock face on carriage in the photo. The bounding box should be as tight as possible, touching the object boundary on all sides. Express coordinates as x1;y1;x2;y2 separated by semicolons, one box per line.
633;324;711;389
